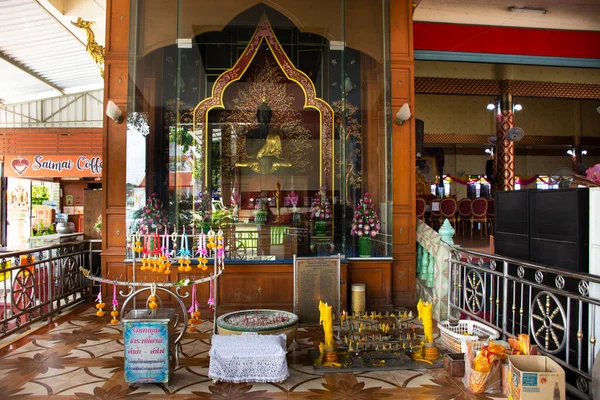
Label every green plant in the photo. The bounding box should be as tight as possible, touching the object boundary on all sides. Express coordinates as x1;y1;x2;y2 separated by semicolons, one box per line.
32;186;50;205
212;208;233;228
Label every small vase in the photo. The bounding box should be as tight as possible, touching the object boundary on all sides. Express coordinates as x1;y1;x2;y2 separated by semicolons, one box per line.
314;220;327;236
358;237;373;257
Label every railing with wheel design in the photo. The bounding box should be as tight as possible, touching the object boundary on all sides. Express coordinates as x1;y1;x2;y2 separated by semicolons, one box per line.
447;246;600;400
0;239;95;338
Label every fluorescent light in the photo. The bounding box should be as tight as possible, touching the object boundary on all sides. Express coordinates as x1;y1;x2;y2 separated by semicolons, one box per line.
513;104;523;111
486;103;496;110
582;150;588;155
567;149;574;156
508;6;547;14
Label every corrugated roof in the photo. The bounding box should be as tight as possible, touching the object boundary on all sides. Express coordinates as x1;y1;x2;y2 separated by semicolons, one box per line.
0;0;103;104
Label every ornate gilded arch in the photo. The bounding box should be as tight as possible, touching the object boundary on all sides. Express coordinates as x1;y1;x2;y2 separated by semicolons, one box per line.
192;14;335;189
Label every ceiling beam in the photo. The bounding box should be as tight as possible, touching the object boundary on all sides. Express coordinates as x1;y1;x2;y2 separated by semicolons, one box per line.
0;50;66;95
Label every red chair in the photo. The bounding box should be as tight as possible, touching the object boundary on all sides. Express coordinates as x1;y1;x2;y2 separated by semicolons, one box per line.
439;198;457;229
457;198;472;236
486;199;495;234
416;197;426;221
470;198;488;238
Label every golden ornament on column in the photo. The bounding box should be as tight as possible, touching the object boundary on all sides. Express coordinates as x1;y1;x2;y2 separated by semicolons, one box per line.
495;93;515;191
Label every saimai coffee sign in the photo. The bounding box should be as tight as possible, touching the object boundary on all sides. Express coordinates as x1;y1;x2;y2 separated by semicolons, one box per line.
5;155;102;178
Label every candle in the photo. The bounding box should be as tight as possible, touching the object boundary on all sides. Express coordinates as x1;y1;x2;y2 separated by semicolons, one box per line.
319;301;334;349
417;299;434;343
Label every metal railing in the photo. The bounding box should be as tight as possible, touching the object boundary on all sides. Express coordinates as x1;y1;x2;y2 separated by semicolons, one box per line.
448;246;599;399
0;239;94;338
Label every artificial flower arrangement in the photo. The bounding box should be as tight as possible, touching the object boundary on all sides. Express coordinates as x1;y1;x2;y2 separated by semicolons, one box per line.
351;192;380;238
310;186;332;220
139;193;169;234
94;215;102;236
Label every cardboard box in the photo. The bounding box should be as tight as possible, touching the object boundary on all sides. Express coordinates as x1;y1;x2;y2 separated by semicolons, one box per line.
508;355;565;400
444;353;465;377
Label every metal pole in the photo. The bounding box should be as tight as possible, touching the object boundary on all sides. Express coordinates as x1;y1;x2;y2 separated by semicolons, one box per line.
502;260;508;338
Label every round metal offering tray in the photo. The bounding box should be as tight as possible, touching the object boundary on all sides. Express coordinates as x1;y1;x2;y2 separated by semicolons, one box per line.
216;309;299;347
217;309;298;332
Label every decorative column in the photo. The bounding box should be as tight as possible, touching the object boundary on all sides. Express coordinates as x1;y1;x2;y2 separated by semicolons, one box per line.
439;219;455;246
426;252;435;288
495;92;515;191
419;250;429;281
390;0;417;306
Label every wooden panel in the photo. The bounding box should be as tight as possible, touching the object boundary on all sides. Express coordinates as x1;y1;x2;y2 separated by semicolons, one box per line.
391;68;411;100
104;105;127;209
0;128;102;155
348;260;392;311
391;125;413;212
106;64;129;102
392;253;416;306
102;0;129;267
217;264;292;307
106;0;130;56
104;212;126;251
389;0;414;62
392;213;414;249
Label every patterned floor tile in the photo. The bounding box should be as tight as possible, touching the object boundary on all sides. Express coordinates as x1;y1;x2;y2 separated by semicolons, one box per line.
0;305;507;399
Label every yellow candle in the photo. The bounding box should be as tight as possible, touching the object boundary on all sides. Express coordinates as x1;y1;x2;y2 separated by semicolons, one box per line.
417;299;434;343
319;301;334;349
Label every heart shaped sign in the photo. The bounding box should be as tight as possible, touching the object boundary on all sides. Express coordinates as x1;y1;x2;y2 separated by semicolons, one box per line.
11;157;30;176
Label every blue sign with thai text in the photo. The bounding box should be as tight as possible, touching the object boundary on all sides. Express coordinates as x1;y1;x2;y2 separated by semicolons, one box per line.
123;321;169;383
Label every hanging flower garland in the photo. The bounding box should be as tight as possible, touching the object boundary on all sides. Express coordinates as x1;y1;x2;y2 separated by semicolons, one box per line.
208;278;215;313
187;283;202;332
196;231;209;271
95;289;105;317
110;283;119;324
148;283;159;309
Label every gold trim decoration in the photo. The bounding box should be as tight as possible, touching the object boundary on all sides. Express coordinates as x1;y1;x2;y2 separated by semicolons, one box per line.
71;17;105;78
192;14;335;191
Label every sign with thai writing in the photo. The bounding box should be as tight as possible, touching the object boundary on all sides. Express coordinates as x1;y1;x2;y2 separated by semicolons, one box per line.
123;321;170;383
294;255;341;324
4;155;102;178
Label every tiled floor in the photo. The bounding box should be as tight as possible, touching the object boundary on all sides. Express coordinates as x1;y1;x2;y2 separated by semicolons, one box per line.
0;305;505;399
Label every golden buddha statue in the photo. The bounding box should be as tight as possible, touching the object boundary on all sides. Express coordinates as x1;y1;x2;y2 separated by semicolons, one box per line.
236;102;292;174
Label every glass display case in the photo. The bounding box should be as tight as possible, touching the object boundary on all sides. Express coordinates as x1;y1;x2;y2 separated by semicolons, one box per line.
126;0;392;260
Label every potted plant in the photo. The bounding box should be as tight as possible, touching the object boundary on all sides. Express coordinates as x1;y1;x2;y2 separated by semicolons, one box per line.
310;186;332;236
351;192;380;257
